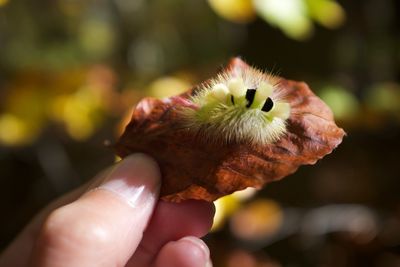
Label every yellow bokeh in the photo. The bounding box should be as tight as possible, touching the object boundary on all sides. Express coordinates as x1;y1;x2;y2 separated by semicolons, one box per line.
148;76;192;99
230;199;283;241
212;188;257;231
0;0;8;7
307;0;346;29
49;87;103;140
0;114;38;146
208;0;256;23
212;195;241;232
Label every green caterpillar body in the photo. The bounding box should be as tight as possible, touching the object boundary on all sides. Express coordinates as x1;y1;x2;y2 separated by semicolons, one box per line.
180;63;291;145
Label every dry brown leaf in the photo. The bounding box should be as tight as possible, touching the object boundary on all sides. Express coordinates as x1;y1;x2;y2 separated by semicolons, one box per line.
115;58;345;202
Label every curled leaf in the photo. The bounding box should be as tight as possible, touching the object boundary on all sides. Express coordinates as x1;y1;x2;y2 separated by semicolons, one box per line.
115;58;345;202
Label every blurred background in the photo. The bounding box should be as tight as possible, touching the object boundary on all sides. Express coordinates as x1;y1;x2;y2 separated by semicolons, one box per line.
1;0;400;266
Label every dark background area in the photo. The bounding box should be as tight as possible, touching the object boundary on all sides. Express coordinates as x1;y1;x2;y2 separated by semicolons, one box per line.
1;0;400;266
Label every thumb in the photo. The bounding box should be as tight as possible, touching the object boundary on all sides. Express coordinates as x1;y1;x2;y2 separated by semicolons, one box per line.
30;153;161;267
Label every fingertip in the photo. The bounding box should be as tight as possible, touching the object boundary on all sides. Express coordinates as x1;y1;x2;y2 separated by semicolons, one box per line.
154;236;211;267
98;153;161;208
179;236;210;263
123;153;161;182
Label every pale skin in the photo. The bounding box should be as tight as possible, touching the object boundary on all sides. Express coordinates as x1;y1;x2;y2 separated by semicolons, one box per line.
0;154;215;267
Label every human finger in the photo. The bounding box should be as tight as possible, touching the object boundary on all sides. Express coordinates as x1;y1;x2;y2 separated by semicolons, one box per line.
153;236;212;267
0;172;103;267
127;200;214;267
29;153;161;267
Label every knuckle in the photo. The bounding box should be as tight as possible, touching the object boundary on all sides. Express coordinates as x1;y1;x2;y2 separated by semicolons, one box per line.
41;205;112;249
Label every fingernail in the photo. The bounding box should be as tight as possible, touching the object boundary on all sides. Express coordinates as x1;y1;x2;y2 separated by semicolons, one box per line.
98;153;161;207
180;236;210;264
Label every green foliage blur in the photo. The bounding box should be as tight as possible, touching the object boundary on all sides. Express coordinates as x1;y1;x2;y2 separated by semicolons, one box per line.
1;0;400;266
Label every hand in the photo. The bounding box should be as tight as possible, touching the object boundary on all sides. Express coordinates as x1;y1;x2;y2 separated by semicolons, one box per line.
0;154;214;267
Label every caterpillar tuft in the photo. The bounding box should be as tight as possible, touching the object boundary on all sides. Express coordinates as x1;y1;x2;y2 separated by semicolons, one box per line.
180;60;291;145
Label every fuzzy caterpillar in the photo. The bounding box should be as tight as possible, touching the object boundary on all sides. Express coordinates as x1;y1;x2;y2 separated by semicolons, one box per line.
180;63;291;145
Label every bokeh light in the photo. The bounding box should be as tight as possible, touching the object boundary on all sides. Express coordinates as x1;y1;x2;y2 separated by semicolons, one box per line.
230;199;283;242
212;188;257;231
319;85;359;121
254;0;313;40
148;76;192;99
0;113;37;146
208;0;256;23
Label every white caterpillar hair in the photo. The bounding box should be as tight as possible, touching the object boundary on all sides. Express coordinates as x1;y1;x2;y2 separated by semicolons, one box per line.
179;59;291;145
